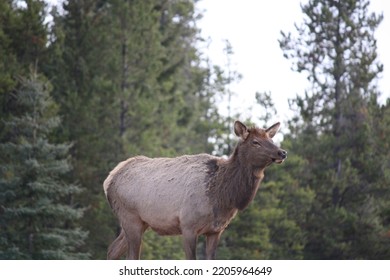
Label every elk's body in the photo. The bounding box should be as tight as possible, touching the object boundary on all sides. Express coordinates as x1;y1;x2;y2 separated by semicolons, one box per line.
104;121;287;259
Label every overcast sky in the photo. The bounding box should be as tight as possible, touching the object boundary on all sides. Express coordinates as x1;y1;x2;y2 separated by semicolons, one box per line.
196;0;390;126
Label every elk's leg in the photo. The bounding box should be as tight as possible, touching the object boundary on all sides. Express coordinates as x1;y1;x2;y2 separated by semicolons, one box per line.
107;229;127;259
182;230;198;260
205;232;222;260
122;216;147;260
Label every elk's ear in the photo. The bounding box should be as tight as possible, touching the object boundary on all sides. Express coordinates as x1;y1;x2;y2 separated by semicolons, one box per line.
234;121;249;140
266;122;280;138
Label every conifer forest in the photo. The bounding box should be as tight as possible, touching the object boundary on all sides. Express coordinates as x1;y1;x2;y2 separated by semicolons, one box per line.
1;0;389;259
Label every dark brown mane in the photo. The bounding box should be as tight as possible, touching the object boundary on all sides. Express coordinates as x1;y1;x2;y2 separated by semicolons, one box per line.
206;140;263;211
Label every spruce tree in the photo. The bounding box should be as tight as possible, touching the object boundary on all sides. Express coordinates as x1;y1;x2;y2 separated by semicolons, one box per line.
280;0;390;259
1;0;48;132
0;74;88;259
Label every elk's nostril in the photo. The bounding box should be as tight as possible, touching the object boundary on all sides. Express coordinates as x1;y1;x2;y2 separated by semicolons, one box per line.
278;150;287;159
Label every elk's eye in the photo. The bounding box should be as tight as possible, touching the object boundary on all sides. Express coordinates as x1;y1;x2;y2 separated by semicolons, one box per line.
252;140;261;146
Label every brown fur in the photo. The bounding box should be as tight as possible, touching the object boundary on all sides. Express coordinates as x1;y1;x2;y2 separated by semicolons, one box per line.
104;121;287;259
206;152;261;211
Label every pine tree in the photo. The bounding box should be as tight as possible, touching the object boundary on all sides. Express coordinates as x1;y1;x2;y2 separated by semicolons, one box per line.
1;0;49;133
280;0;390;259
0;74;88;259
43;0;227;259
44;0;125;258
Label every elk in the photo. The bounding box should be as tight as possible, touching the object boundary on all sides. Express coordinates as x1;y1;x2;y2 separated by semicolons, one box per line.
104;120;287;259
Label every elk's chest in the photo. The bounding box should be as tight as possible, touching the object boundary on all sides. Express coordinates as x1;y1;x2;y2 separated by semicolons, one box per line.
209;207;238;233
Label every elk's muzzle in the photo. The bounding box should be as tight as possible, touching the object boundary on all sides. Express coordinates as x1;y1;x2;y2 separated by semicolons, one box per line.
273;149;287;164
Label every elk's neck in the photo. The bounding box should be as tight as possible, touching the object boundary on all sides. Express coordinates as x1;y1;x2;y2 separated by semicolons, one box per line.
206;153;266;211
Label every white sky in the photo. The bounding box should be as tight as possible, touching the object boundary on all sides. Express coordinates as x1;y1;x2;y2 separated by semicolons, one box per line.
196;0;390;126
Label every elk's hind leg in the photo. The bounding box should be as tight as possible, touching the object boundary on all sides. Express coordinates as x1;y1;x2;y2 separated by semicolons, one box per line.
121;215;148;260
107;229;127;259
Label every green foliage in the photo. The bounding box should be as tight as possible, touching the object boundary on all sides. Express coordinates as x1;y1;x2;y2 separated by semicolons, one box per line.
0;0;49;131
142;231;185;260
42;0;226;259
0;74;88;259
280;0;390;259
2;0;389;260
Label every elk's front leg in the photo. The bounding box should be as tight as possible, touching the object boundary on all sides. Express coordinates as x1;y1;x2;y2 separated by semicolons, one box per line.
205;232;222;260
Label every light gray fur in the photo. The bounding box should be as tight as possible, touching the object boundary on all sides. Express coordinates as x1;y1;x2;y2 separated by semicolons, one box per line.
104;154;233;236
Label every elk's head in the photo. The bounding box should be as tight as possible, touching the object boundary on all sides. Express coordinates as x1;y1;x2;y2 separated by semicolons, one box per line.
234;121;287;168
